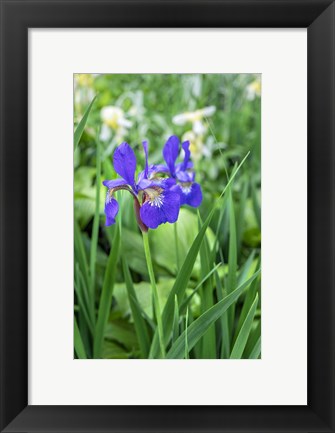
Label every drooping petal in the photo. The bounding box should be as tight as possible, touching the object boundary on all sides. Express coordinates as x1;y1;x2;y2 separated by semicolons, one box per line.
102;178;128;189
162;135;179;176
140;188;180;229
142;140;149;178
178;182;203;207
181;140;191;171
113;142;137;191
104;192;119;226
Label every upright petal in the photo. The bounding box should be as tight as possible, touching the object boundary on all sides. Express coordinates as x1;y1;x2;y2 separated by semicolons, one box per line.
162;135;179;176
142;140;149;178
181;140;191;171
104;191;119;226
113;142;137;191
140;188;180;229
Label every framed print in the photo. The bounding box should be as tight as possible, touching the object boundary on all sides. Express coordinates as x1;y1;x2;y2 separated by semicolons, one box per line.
0;0;334;432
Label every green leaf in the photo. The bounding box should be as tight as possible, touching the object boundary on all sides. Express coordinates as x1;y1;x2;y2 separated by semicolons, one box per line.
74;96;96;150
74;316;87;359
172;295;179;345
230;294;259;359
166;270;260;359
94;224;120;358
234;259;261;342
214;270;230;358
122;257;151;358
227;189;237;338
90;138;101;300
248;336;261;359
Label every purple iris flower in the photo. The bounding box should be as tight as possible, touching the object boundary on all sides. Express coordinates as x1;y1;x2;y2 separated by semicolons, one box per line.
103;141;181;230
160;136;203;207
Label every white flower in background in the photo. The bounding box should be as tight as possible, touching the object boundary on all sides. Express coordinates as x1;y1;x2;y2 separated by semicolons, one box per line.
246;78;261;100
100;106;133;142
173;106;216;160
74;74;95;111
173;106;216;135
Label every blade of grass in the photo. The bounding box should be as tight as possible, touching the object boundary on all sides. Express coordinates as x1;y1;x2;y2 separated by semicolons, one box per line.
215;270;230;358
89;137;101;302
74;316;87;359
248;336;261;359
122;257;150;358
236;176;249;258
74;96;96;150
251;179;261;229
93;224;120;358
243;319;261;358
234;259;261;343
185;308;189;359
172;295;179;345
149;152;250;359
74;277;94;335
166;270;260;359
230;294;259;359
180;263;222;313
227;189;237;339
237;250;256;286
198;213;216;359
74;218;90;293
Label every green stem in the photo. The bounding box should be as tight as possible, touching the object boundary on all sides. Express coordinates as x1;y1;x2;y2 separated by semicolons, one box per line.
174;222;180;272
142;232;166;358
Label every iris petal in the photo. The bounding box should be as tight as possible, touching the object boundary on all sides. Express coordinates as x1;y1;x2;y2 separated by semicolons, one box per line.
113;142;137;191
175;182;202;207
102;178;128;189
140;189;180;229
104;192;119;226
181;140;191;171
162;135;179;176
142;140;149;178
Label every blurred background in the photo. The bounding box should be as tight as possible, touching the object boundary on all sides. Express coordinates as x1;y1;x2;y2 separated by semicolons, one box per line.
74;73;261;359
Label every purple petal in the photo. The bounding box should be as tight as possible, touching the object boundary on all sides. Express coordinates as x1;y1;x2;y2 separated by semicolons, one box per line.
113;142;136;190
176;170;195;183
104;192;119;226
177;182;203;207
102;178;128;189
181;141;191;171
142;140;149;178
162;136;179;176
140;189;180;229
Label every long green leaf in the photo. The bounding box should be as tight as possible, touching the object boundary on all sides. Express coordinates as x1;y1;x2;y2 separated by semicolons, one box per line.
74;316;87;359
89;138;101;300
149;152;250;359
74;96;96;150
166;270;260;359
248;336;261;359
230;294;259;359
93;224;120;358
227;189;237;338
234;259;261;342
215;270;230;358
172;295;179;345
122;257;150;358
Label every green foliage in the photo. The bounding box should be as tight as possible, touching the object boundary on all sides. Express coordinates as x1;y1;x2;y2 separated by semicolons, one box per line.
74;73;261;359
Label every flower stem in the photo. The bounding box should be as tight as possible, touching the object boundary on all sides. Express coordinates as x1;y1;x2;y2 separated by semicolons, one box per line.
142;232;166;358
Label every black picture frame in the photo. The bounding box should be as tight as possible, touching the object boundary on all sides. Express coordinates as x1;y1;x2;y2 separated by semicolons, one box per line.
1;0;334;431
